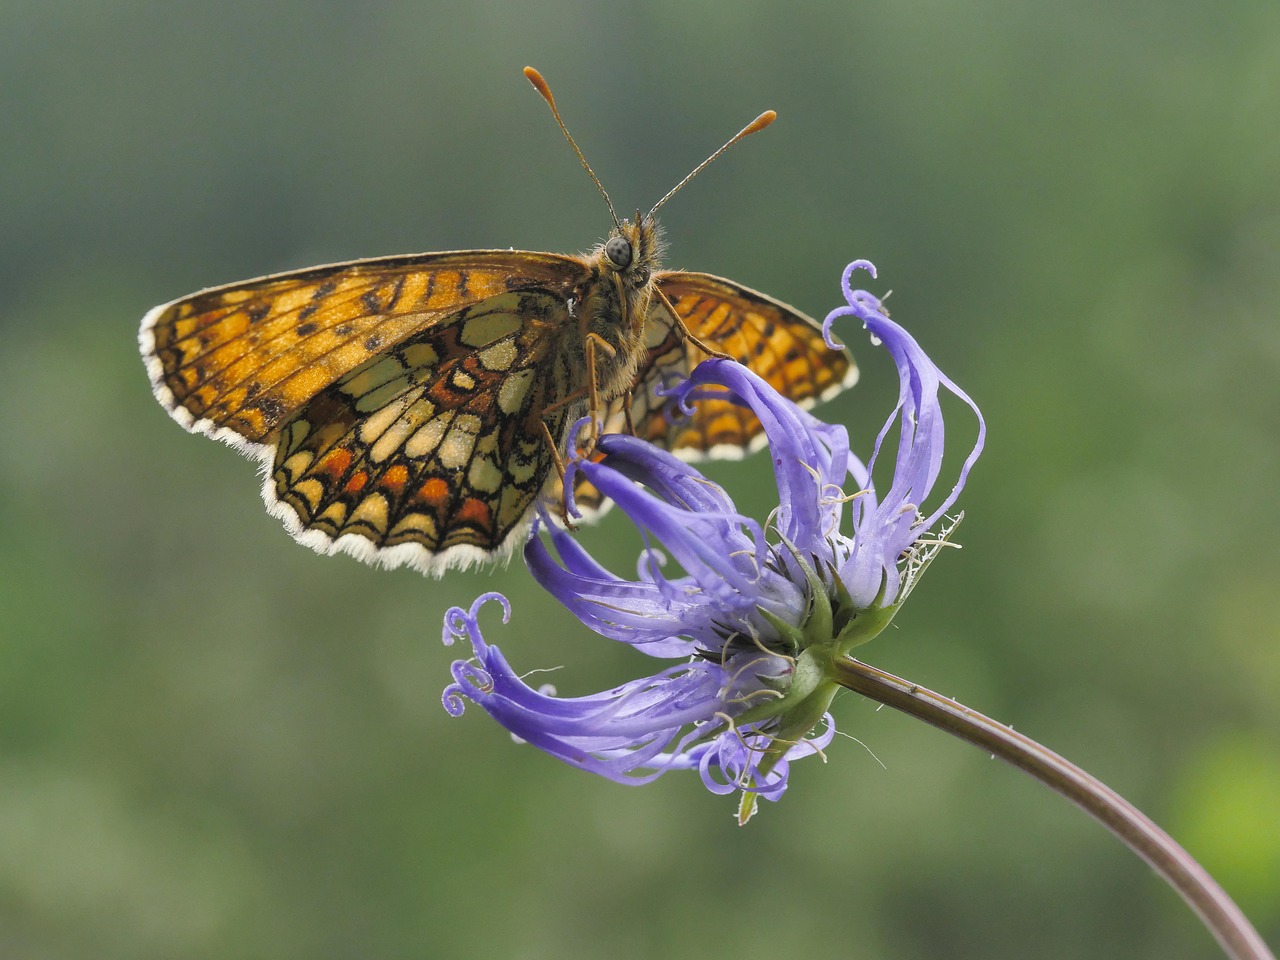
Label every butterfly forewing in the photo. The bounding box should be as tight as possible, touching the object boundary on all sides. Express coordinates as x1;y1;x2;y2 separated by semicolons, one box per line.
141;251;589;442
141;252;596;574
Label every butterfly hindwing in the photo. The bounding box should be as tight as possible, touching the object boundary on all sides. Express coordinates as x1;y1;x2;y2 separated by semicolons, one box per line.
268;291;577;573
630;272;858;459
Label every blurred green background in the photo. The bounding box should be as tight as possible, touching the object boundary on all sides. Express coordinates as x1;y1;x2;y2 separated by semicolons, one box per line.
2;2;1278;957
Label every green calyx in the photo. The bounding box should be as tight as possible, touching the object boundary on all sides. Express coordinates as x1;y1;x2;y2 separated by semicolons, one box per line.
727;554;906;800
729;522;966;822
763;548;906;661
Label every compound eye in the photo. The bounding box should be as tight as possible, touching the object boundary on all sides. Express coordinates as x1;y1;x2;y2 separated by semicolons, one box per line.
604;235;633;269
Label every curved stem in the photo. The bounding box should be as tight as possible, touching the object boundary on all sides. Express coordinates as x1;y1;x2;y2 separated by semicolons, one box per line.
831;657;1274;960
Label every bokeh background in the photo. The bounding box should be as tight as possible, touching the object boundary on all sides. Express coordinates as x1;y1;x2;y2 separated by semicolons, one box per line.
3;2;1278;958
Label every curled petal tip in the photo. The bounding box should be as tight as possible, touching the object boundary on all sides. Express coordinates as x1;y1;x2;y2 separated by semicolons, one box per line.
839;259;880;296
824;260;884;348
821;309;851;351
841;259;877;293
468;591;511;625
564;416;594;457
441;604;472;646
442;684;468;717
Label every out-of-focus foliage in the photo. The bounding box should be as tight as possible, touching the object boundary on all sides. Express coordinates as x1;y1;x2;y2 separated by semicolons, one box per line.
1;2;1277;958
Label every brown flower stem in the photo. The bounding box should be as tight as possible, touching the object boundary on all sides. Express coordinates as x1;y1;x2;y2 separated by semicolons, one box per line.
831;657;1274;960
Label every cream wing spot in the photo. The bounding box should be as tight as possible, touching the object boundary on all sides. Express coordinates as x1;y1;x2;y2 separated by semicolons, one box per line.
439;414;481;469
218;289;254;307
392;511;438;543
358;385;425;444
478;339;517;372
281;450;315;478
349;492;390;530
474;429;499;457
318;501;349;527
467;456;504;494
370;417;417;463
403;397;438;430
405;412;453;459
498;367;535;414
281;419;310;448
450;369;477;392
292;479;326;509
644;311;675;348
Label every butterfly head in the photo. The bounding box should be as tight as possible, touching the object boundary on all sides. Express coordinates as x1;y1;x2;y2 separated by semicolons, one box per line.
600;214;663;288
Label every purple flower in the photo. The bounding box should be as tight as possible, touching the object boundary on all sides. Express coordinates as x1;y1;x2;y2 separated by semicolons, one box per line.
442;260;985;820
442;593;831;804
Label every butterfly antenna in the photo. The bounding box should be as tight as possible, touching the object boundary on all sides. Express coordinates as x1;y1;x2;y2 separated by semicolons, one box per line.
524;66;621;230
647;110;777;220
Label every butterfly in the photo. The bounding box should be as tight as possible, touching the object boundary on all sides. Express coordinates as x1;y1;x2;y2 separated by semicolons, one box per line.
138;67;857;576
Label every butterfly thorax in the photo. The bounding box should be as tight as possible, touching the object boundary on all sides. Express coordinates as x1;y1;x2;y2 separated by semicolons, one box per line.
567;217;663;402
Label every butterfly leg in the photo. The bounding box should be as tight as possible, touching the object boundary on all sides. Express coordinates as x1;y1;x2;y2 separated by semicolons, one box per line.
580;331;616;456
654;287;733;361
538;418;577;531
539;418;568;484
621;387;636;436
